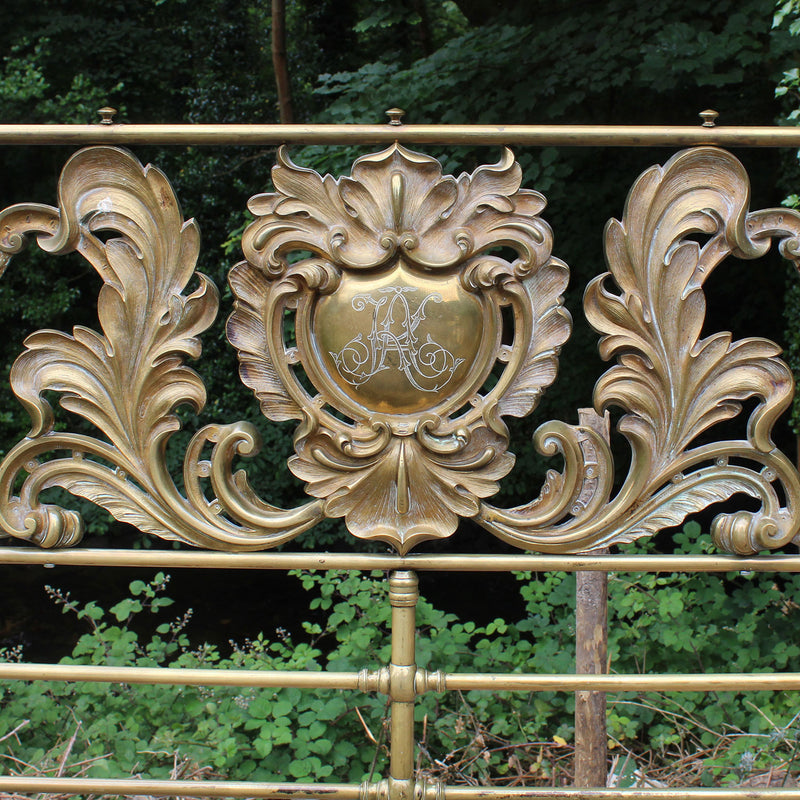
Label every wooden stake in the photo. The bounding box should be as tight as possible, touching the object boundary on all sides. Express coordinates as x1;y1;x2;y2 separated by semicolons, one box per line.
574;409;610;788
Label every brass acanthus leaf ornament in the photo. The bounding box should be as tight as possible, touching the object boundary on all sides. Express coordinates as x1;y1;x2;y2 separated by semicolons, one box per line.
2;144;799;555
229;144;571;553
0;146;323;549
479;147;800;555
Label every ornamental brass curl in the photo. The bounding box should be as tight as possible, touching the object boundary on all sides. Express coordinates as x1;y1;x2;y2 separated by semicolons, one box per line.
479;147;800;554
0;144;799;555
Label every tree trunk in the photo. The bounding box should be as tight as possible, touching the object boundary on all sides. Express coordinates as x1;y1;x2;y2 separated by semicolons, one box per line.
272;0;294;124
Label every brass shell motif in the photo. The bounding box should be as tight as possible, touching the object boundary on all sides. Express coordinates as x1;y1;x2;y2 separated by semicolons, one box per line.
0;144;799;555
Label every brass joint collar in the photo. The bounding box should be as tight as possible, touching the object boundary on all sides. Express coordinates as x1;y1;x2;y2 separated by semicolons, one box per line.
389;663;417;702
376;666;391;695
357;667;384;693
415;777;445;800
388;570;419;607
389;778;415;800
359;778;444;800
372;667;446;697
360;779;388;800
415;668;446;694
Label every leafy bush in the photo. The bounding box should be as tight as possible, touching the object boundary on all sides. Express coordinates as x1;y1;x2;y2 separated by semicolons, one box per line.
1;523;800;786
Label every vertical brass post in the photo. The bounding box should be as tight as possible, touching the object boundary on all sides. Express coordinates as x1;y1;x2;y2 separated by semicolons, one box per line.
388;570;418;800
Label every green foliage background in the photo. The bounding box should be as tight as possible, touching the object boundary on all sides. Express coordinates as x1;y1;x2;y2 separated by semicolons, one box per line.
3;525;800;785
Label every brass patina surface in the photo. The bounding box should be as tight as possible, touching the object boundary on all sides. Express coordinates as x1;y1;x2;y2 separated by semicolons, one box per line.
229;143;568;551
0;144;798;556
6;121;800;147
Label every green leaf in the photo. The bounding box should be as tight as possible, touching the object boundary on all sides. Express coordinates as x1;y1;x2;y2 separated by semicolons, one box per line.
109;598;143;621
254;737;273;758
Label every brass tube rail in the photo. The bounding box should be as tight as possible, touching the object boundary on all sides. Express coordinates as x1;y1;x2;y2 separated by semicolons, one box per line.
441;673;800;692
0;662;373;690
0;777;364;798
0;123;799;147
1;662;797;692
1;547;799;572
443;790;800;799
1;777;798;799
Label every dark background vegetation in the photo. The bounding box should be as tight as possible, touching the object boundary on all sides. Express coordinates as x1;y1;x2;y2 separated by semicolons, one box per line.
0;0;798;655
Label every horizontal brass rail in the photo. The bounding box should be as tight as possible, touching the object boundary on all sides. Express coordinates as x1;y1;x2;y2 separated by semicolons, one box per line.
0;778;796;799
1;663;796;693
0;662;371;689
0;777;362;798
0;123;800;147
442;673;800;692
444;790;800;799
1;547;798;572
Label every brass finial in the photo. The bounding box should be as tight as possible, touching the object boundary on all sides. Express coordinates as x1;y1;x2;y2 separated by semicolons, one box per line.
386;108;405;126
699;109;719;127
97;107;117;125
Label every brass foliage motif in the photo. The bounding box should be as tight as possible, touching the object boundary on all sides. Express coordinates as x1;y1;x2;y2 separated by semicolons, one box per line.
228;144;570;551
0;147;323;550
479;147;800;554
0;144;799;555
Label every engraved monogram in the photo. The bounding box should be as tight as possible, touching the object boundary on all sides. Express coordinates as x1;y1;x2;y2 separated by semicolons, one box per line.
330;288;464;392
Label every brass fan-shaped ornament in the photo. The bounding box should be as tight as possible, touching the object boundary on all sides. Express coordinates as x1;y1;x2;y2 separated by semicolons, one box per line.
0;143;799;555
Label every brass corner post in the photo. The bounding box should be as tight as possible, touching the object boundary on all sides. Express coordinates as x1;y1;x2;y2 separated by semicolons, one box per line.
388;570;419;800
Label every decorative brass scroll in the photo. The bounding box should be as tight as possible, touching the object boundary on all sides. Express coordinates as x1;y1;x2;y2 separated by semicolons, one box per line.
228;144;569;551
480;147;800;556
0;147;323;550
0;144;799;555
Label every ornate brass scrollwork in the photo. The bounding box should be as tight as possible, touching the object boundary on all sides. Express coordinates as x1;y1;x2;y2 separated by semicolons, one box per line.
480;147;800;555
228;144;569;551
0;147;323;550
0;144;798;555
